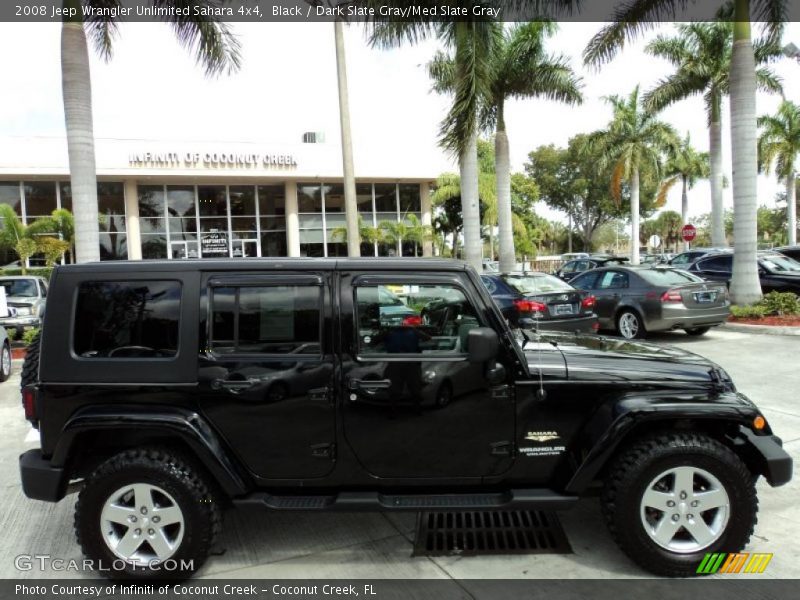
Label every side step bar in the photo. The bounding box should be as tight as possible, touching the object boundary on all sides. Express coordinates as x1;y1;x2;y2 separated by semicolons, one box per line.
234;489;578;511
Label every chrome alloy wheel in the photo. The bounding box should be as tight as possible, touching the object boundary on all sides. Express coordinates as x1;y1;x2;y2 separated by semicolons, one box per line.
618;313;640;339
100;483;185;565
0;345;9;378
640;466;730;554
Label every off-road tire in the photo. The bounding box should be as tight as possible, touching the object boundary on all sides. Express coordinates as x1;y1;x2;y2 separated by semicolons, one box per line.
684;327;711;337
601;432;757;577
75;448;221;580
20;330;40;389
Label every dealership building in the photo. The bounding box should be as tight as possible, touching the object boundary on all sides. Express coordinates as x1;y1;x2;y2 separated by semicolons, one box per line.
0;136;438;262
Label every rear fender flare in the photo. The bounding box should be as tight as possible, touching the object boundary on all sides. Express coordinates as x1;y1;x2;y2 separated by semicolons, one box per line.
563;392;760;494
52;405;250;497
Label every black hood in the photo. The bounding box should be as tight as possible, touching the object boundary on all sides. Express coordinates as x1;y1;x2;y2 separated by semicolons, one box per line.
526;331;729;387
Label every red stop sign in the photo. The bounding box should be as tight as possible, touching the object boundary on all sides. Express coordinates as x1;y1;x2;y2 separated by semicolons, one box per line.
681;224;697;242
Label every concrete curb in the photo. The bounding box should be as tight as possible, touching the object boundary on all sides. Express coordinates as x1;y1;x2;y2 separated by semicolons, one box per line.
722;322;800;336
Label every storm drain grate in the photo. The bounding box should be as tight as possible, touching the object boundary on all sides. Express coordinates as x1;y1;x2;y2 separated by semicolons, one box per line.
412;510;572;557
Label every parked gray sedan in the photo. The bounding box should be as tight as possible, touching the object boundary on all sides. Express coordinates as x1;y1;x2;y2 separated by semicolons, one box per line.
568;265;730;339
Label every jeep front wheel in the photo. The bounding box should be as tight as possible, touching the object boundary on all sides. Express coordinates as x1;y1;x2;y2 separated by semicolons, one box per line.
601;432;757;577
75;448;221;580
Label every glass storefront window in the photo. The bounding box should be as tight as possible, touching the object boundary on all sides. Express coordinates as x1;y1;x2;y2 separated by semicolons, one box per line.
166;186;195;218
0;182;21;216
23;182;57;219
300;243;324;257
229;186;256;216
258;185;285;215
97;182;125;216
323;184;344;212
231;217;257;231
261;231;287;257
356;183;373;213
399;184;421;213
138;185;165;218
297;183;322;212
141;234;168;259
198;185;227;217
260;217;286;231
199;218;228;232
99;233;128;260
168;217;197;235
298;214;324;229
374;184;397;213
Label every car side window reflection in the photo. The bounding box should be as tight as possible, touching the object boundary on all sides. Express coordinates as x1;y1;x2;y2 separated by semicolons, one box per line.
598;271;628;290
571;272;599;290
355;284;480;356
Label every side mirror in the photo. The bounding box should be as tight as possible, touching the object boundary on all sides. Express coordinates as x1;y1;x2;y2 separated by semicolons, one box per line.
467;327;499;363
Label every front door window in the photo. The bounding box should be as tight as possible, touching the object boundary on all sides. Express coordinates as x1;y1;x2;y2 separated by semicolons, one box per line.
341;275;516;479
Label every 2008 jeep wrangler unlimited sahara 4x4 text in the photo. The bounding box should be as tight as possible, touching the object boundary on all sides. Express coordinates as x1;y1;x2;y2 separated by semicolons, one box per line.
18;259;792;579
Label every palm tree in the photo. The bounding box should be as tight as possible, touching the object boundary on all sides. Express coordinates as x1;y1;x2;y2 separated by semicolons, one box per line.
758;100;800;246
330;215;383;251
369;17;500;271
61;2;240;263
588;87;679;265
659;134;711;250
643;19;782;248
583;0;785;304
485;22;582;272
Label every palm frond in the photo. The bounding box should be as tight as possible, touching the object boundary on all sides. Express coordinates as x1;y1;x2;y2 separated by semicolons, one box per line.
83;0;123;61
154;1;242;76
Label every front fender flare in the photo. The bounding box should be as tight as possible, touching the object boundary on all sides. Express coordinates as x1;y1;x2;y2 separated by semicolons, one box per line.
563;391;761;494
52;405;251;497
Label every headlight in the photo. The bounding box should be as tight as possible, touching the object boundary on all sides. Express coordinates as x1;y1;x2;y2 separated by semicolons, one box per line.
15;307;31;316
423;370;437;383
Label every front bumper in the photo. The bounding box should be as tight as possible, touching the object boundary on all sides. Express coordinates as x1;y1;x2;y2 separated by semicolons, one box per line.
0;316;40;329
19;449;67;502
520;314;598;334
735;427;793;487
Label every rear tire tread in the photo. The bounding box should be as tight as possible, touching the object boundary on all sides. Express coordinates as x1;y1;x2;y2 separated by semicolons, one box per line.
20;330;41;389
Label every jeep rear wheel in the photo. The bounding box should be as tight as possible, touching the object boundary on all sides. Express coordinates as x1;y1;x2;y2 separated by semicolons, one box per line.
601;432;757;577
75;448;220;580
20;330;40;389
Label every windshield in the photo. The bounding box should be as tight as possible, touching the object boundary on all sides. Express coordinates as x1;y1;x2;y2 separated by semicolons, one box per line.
637;269;704;286
761;255;800;273
504;274;574;294
0;279;37;297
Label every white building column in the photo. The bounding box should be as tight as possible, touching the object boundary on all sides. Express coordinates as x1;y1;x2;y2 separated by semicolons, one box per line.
123;179;142;260
420;181;433;257
285;181;300;257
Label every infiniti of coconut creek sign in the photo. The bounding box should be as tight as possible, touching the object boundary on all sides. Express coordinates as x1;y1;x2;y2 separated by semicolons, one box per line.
128;150;298;169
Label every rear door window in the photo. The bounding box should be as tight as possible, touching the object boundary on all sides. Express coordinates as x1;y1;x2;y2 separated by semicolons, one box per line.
74;281;181;358
597;271;629;289
698;256;732;273
209;285;321;355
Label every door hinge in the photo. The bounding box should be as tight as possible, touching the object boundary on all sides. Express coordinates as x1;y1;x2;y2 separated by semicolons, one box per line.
310;443;335;459
490;441;512;456
309;387;332;404
491;385;512;401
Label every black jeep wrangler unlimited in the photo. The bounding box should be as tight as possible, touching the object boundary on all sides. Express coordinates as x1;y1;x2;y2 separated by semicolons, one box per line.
19;259;791;579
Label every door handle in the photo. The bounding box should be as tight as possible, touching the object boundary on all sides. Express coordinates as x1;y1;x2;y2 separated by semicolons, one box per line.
349;378;392;391
211;378;257;392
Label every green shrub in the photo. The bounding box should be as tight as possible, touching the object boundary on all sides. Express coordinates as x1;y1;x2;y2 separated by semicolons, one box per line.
21;328;40;346
758;291;800;316
730;305;768;319
5;329;16;342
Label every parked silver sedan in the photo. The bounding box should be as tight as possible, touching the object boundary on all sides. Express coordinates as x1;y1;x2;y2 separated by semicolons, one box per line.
568;265;730;339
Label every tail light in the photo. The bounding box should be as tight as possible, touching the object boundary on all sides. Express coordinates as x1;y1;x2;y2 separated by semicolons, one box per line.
22;385;38;425
591;321;600;331
402;315;422;327
514;299;546;313
661;289;683;303
581;295;596;309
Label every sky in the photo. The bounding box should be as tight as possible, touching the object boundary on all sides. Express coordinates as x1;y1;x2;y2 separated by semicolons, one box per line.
0;19;799;224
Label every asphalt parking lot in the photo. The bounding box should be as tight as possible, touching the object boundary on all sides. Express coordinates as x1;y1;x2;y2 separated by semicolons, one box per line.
1;327;797;580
